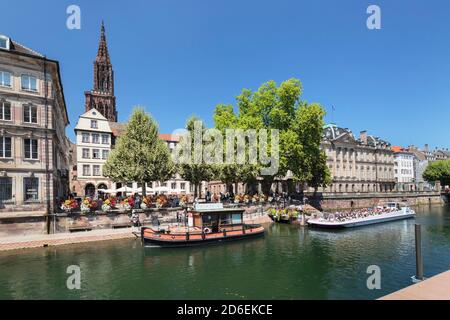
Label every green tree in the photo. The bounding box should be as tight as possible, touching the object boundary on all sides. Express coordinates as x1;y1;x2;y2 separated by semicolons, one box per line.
103;108;175;196
175;116;215;198
423;159;450;187
289;102;331;191
212;78;330;195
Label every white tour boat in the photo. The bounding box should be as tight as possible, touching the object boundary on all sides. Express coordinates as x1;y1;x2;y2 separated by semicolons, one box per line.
307;202;415;229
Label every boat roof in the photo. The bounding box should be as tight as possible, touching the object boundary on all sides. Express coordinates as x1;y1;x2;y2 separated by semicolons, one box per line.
190;208;245;214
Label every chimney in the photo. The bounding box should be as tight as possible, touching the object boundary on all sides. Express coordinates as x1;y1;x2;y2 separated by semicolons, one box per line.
360;131;367;144
424;144;429;152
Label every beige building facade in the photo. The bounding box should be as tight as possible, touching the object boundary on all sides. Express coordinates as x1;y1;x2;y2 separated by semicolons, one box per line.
319;124;395;193
0;35;70;213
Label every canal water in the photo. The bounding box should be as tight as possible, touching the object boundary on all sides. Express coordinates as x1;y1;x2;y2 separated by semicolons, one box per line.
0;204;449;300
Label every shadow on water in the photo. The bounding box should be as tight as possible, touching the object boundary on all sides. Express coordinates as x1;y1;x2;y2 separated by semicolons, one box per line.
0;204;449;299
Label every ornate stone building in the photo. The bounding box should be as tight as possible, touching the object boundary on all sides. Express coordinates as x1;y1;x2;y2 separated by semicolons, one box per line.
0;34;70;213
84;22;117;122
319;124;395;193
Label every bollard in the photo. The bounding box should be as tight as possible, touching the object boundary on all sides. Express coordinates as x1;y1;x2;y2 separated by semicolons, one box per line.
415;224;424;281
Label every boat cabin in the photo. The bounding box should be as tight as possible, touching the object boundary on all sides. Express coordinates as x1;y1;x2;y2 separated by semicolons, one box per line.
386;202;401;210
189;203;245;233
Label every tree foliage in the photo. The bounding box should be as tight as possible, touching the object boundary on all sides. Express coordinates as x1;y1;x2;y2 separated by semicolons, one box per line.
176;116;216;198
103;107;175;196
423;160;450;187
212;78;331;194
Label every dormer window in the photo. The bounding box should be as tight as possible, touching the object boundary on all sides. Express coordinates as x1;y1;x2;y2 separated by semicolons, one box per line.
91;120;98;129
0;36;10;50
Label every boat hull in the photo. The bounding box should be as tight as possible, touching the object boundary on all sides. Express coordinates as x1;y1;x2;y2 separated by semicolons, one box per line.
308;210;415;229
142;225;265;248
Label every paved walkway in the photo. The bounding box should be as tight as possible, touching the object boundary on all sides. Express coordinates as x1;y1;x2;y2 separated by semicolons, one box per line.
380;270;450;300
0;228;138;252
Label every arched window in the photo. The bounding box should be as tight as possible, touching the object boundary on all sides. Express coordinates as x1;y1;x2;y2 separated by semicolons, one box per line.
85;183;95;197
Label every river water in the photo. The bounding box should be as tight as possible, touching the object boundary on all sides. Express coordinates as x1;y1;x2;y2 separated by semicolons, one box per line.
0;204;449;300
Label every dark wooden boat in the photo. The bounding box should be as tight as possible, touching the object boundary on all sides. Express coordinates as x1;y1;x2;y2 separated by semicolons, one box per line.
141;204;265;247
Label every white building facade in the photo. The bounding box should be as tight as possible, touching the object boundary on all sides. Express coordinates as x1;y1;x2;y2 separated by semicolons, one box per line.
72;109;113;197
393;150;415;183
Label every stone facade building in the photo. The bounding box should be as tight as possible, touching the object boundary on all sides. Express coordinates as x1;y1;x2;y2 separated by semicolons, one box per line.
0;34;70;213
319;124;395;193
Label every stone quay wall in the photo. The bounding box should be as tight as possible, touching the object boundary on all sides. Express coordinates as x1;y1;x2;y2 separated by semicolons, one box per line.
0;214;48;238
0;204;272;238
307;191;444;211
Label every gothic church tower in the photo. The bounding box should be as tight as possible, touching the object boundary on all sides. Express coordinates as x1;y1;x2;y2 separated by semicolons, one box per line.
84;21;118;122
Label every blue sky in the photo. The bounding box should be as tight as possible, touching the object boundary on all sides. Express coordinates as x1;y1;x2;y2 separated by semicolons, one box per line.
1;0;449;149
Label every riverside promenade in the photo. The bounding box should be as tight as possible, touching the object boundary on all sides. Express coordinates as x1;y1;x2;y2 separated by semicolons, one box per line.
0;214;271;252
380;270;450;300
0;228;138;252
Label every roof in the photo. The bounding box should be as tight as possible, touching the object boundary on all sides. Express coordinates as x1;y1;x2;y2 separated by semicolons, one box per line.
365;135;391;148
107;121;181;143
391;146;403;153
9;39;44;57
323;124;391;148
159;134;181;142
391;146;413;155
108;122;126;137
323;124;355;141
409;149;427;161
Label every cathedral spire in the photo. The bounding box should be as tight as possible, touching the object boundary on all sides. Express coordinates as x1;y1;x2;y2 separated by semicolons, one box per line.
96;20;110;64
84;21;117;122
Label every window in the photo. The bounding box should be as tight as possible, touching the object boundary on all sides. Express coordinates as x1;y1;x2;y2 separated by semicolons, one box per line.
23;177;39;202
0;100;11;120
101;134;109;144
93;165;101;176
24;139;38;159
126;182;133;188
82;133;90;143
0;136;12;158
82;165;90;176
90;120;98;129
82;148;90;159
0;36;10;50
0;177;12;202
92;149;100;159
0;71;11;87
23;104;37;123
180;183;186;190
21;75;37;91
171;182;176;189
102;149;109;159
92;134;99;143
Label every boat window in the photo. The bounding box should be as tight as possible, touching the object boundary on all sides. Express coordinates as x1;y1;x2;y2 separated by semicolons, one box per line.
232;213;242;224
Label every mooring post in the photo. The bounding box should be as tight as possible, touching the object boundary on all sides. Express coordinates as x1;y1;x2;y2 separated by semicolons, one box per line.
415;224;424;281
